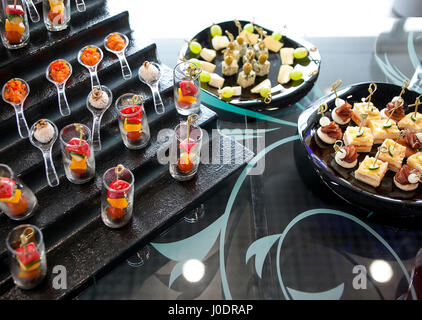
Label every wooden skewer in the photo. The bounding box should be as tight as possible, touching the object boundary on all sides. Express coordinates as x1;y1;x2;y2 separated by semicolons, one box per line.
114;164;125;181
186;114;199;146
331;80;342;99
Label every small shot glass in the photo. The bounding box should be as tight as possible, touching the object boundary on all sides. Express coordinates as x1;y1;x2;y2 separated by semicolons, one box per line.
0;164;37;220
115;93;150;150
60;123;95;184
0;0;30;49
6;224;47;289
101;164;134;228
43;0;70;32
169;115;203;181
173;61;201;116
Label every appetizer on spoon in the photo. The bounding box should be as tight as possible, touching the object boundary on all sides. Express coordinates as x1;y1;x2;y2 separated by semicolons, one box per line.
138;61;165;115
29;119;59;187
104;32;132;80
46;59;72;116
2;78;30;138
86;85;113;151
78;45;103;90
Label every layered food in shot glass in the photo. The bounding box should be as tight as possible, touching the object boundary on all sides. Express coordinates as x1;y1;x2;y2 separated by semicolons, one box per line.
173;61;201;115
6;225;47;289
60;124;95;184
115;94;150;150
48;59;71;83
3;2;29;47
44;0;69;30
101;165;134;228
169;115;203;181
0;165;37;220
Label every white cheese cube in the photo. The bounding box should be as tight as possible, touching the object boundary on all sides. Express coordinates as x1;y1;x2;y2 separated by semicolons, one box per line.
264;36;283;52
199;61;216;73
239;30;259;45
278;65;293;84
251;79;271;94
280;48;295;65
209;73;225;88
253;60;271;76
200;48;216;62
212;36;229;50
222;60;239;76
232;86;242;96
237;71;256;88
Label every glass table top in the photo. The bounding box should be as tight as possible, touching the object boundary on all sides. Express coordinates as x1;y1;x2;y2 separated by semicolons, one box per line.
78;9;422;300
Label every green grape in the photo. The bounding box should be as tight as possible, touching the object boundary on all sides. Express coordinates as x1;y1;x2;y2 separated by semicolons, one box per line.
189;58;202;68
260;87;271;98
272;31;282;41
189;41;202;54
210;24;222;37
293;47;308;59
243;23;254;33
221;87;234;99
200;71;211;83
289;70;303;81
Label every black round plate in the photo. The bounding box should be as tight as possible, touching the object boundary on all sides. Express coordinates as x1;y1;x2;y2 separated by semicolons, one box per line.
298;81;422;218
179;20;321;110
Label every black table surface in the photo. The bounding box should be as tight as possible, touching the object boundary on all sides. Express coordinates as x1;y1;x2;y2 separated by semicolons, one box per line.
76;16;422;300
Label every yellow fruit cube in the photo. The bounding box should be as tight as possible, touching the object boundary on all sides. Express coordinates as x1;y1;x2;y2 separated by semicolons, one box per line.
0;188;22;204
124;119;142;132
107;197;128;209
5;20;25;33
69;158;87;171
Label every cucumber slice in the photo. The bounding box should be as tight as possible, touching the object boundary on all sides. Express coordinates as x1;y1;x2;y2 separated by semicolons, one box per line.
70;152;84;162
388;146;394;157
356;130;364;138
9;16;23;24
383;123;392;129
411;114;417;122
369;165;380;170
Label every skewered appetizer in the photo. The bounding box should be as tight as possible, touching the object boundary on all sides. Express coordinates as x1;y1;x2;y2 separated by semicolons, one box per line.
237;62;256;88
381;96;406;122
4;4;26;44
47;0;66;25
334;144;359;168
0;177;28;216
407;151;422;173
394;165;420;191
222;55;239;76
398;112;422;132
218;86;242;99
368;119;400;144
317;120;342;144
106;179;130;219
65;138;91;177
343;126;374;152
331;98;352;125
351;101;381;126
355;155;388;188
253;40;268;59
253;53;270;77
398;130;422;158
377;138;406;172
